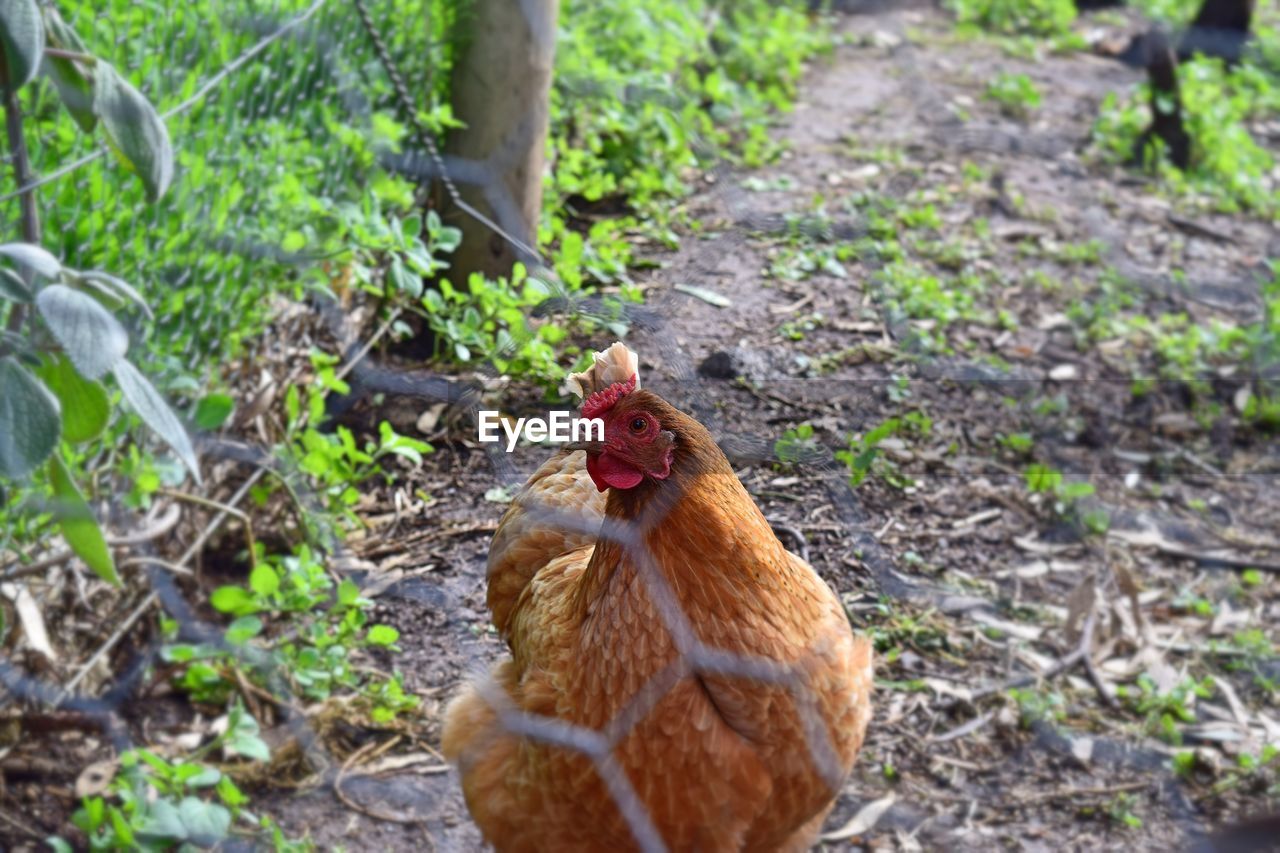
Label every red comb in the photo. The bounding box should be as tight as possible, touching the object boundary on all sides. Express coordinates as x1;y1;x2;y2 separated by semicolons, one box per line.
581;374;637;418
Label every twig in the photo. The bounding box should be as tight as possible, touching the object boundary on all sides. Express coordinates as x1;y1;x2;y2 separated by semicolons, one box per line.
1111;532;1280;573
334;307;402;385
768;519;810;563
0;805;42;839
1011;780;1149;806
951;507;1002;529
356;521;498;558
1153;437;1225;480
42;47;97;66
118;556;193;577
55;469;266;704
1079;604;1117;708
1;502;183;579
0;40;40;334
157;488;257;567
333;736;429;825
929;710;996;744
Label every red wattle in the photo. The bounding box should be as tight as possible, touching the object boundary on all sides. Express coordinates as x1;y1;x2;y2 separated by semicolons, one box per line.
586;452;644;492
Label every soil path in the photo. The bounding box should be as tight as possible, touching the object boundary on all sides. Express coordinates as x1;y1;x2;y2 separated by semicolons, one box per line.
266;5;1279;850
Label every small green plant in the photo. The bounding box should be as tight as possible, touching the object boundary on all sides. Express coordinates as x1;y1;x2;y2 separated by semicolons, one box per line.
836;415;929;489
947;0;1076;35
164;543;420;723
424;264;572;381
1024;464;1110;533
63;703;272;850
1116;674;1214;744
1008;686;1067;726
774;423;821;466
1092;57;1280;214
985;71;1042;117
777;311;826;342
265;350;433;541
866;601;952;659
1107;792;1144;829
0;246;199;583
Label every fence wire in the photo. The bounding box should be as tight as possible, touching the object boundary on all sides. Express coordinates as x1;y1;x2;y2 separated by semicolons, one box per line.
0;0;1278;850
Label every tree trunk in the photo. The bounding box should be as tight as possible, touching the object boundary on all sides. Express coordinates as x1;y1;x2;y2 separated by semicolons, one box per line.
1179;0;1253;63
443;0;559;282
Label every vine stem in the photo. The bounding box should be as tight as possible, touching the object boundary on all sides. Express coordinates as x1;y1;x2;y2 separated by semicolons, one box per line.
40;48;97;66
0;43;42;333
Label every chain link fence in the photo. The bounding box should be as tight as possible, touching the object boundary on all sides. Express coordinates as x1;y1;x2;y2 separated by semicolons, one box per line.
1;0;1278;849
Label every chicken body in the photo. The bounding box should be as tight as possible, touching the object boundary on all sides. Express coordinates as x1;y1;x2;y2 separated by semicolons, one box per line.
443;393;873;852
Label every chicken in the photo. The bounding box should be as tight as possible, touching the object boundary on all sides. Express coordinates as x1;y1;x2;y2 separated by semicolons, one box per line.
443;343;873;852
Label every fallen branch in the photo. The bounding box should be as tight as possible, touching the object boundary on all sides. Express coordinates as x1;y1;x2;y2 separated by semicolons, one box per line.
55;469;267;704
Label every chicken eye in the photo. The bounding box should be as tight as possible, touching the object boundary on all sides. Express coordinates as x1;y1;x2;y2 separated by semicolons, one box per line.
629;416;648;434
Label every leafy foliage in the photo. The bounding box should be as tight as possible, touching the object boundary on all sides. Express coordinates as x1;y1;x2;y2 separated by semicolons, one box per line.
1093;57;1280;216
984;71;1042;117
946;0;1076;36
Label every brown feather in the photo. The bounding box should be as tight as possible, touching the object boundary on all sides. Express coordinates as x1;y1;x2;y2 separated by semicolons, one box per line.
443;387;872;851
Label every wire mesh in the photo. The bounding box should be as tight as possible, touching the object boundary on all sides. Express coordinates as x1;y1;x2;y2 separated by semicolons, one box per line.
0;0;1277;849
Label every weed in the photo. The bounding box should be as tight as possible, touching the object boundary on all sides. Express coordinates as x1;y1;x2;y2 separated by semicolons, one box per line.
1008;686;1067;726
774;423;822;467
1024;464;1110;533
58;703;285;850
947;0;1076;36
1093;57;1280;215
1117;674;1214;744
1106;792;1144;829
837;414;930;489
985;71;1042;117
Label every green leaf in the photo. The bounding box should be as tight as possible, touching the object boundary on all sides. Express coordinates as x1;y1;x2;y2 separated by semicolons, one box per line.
336;579;360;606
209;586;255;615
136;798;186;842
248;563;278;597
366;624;399;646
0;242;60;278
215;775;246;807
0;268;31;301
107;807;135;845
224;615;262;645
177;797;230;847
40;7;95;131
93;61;173;201
0;356;60;478
112;360;201;483
48;453;119;585
673;283;732;308
73;270;153;319
1024;463;1062;493
0;0;43;89
192;393;233;430
36;354;109;444
35;284;128;380
225;711;270;762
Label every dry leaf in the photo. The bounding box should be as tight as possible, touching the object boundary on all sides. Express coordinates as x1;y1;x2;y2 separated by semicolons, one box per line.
4;583;57;662
415;402;447;435
75;760;119;798
1070;736;1095;765
1014;535;1074;556
1063;578;1096;645
821;793;897;842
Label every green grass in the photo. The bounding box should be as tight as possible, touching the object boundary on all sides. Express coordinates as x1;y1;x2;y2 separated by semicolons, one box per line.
1093;57;1280;217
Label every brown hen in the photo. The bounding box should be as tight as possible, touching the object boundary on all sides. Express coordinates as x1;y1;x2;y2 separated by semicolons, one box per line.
443;343;872;852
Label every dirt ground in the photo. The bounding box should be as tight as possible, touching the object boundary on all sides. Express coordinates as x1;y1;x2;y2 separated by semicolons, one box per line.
5;3;1277;851
258;5;1279;851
